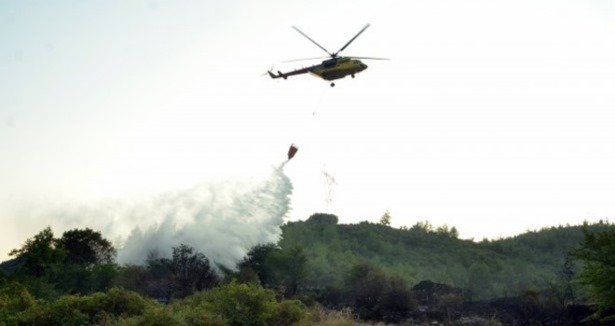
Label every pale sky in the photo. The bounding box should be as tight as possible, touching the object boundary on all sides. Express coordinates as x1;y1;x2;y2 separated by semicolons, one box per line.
2;0;615;261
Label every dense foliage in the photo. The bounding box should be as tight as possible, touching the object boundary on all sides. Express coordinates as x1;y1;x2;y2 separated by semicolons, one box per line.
6;227;118;298
0;283;310;326
571;224;615;322
1;219;613;325
57;228;116;265
278;214;611;301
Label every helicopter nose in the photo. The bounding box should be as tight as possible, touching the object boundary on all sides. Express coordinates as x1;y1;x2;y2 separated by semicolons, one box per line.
361;63;368;71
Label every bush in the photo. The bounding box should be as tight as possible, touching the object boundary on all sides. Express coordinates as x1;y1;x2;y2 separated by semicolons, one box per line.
0;281;35;311
19;287;156;325
179;281;309;326
117;306;182;326
0;281;36;325
271;299;310;326
202;281;277;325
100;287;153;316
308;305;364;326
173;305;225;326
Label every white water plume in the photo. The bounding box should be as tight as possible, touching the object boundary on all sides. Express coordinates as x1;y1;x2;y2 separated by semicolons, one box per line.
3;164;293;270
116;163;293;269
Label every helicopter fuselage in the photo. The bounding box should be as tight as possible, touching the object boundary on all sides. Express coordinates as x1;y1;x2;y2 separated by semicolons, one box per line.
310;57;368;81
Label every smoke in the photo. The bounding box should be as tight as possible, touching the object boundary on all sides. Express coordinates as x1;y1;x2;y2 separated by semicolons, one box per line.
3;163;293;270
117;163;293;269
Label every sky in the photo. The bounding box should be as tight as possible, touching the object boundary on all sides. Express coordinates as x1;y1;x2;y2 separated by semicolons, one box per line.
1;0;615;262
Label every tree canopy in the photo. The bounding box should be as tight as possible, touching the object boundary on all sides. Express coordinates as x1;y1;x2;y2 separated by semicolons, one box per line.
57;228;116;265
571;224;615;321
2;221;614;325
9;227;64;278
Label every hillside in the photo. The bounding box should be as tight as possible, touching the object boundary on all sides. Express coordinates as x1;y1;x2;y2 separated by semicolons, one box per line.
278;214;611;300
2;217;613;324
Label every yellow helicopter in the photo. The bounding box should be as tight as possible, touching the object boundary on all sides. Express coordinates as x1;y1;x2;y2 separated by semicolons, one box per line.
268;24;387;87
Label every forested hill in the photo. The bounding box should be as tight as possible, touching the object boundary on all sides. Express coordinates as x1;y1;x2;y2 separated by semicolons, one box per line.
1;217;613;324
277;214;612;299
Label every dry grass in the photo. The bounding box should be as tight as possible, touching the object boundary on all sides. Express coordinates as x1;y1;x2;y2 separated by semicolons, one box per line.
301;305;375;326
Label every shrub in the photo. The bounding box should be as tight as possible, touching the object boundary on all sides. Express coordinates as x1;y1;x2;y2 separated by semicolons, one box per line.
179;281;309;326
0;281;35;311
19;287;156;325
271;299;310;326
0;282;37;325
118;306;182;326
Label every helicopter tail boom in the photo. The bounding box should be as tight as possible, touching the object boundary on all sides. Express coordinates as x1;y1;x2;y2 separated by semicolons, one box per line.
268;71;283;79
267;67;311;80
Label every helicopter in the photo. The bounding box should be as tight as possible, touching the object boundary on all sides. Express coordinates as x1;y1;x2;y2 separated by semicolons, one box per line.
268;24;387;87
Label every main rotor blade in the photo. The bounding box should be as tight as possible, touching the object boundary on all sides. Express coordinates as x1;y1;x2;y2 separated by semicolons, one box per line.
335;24;370;56
292;26;333;57
282;56;329;63
348;56;389;60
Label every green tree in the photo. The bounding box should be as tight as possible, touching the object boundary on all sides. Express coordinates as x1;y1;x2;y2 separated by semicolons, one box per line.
113;264;149;294
411;220;434;233
57;228;116;265
238;243;279;286
467;261;492;302
543;255;577;311
239;244;308;296
144;252;173;301
343;263;414;322
141;245;218;300
48;260;118;295
571;225;615;321
379;210;391;226
276;245;308;296
436;225;459;238
9;227;65;277
169;244;218;298
380;275;415;323
306;213;338;225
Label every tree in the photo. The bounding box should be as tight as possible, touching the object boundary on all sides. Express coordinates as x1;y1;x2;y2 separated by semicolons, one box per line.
113;264;149;294
571;225;615;321
343;263;414;322
57;228;116;265
380;275;415;323
7;227;119;295
238;244;308;296
306;213;338;225
466;261;492;302
144;252;173;301
238;243;279;286
274;245;308;296
411;220;434;233
345;263;388;319
436;225;459;238
9;227;65;277
543;255;577;311
520;287;541;322
379;210;391;226
169;244;218;298
560;255;576;305
140;245;218;300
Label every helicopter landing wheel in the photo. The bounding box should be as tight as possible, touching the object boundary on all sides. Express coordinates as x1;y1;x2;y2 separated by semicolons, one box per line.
330;82;335;87
351;74;355;78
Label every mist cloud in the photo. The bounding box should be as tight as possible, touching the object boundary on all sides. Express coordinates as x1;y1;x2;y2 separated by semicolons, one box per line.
117;163;293;269
3;164;293;270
